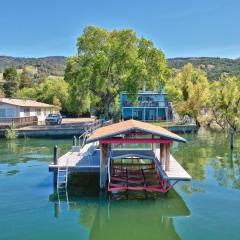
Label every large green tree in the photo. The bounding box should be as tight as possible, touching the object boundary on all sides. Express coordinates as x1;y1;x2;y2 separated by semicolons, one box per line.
2;67;19;97
18;78;69;112
35;78;69;111
65;26;171;118
210;75;240;131
166;63;209;127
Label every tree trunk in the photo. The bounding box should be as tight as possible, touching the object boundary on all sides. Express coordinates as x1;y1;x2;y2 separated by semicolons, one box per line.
195;119;201;128
103;102;110;120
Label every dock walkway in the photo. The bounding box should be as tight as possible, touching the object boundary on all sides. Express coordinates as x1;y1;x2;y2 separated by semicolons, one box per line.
49;147;191;181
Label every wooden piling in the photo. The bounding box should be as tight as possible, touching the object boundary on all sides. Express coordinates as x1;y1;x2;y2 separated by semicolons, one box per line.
53;145;58;165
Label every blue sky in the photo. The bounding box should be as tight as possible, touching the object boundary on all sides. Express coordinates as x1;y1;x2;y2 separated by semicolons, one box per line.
0;0;239;58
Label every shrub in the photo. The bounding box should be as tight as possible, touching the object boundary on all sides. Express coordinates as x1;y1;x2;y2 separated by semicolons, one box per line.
5;124;18;140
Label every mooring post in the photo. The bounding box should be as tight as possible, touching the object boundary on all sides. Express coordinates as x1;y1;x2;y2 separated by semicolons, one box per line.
230;127;234;149
73;136;77;146
53;145;58;185
53;145;58;165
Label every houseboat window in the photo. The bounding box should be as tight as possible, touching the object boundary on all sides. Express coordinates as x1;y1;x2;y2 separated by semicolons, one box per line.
36;108;41;116
23;108;30;117
0;109;6;118
6;109;14;118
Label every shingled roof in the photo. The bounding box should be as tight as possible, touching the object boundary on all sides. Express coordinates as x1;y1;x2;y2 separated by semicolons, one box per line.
86;119;186;143
0;98;56;108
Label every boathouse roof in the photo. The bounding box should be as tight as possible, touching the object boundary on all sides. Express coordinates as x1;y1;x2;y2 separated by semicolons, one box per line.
86;119;186;143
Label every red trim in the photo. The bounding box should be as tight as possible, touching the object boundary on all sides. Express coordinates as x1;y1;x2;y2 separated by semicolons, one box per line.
100;138;172;144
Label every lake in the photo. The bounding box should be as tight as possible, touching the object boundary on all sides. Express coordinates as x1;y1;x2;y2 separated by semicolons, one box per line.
0;129;240;240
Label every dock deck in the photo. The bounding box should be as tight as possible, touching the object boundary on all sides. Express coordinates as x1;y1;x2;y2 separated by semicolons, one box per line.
49;143;100;172
49;146;191;181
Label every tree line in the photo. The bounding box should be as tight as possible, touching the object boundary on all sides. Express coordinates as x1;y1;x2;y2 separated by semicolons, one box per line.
0;26;239;131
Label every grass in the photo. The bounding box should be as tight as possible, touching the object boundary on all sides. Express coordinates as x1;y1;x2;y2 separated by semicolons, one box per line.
151;122;195;127
151;122;177;127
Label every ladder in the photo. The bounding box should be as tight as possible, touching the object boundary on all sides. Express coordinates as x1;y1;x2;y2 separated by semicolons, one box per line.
57;166;68;189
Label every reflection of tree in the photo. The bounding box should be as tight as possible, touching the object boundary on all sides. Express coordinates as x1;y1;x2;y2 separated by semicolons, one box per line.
90;190;190;240
210;151;240;189
0;139;71;165
172;129;240;193
49;189;190;240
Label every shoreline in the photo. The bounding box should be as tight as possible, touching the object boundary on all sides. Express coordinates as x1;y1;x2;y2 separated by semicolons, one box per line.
0;124;198;138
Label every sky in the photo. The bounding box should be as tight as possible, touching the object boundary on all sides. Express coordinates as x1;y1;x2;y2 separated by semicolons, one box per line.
0;0;240;58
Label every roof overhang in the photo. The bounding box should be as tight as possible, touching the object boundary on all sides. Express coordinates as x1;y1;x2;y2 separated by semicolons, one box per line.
86;120;186;144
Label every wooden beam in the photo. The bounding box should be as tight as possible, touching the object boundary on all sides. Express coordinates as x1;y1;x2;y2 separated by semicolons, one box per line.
100;138;172;144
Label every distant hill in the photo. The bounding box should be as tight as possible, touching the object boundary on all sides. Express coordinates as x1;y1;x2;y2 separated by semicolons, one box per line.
0;56;66;77
168;57;240;81
1;56;240;81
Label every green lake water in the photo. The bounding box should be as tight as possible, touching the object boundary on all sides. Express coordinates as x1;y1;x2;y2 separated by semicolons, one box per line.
0;129;240;240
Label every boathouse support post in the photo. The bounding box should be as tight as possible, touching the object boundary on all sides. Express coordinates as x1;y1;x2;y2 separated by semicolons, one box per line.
160;143;164;167
100;143;108;190
165;144;170;171
152;135;156;153
160;143;170;171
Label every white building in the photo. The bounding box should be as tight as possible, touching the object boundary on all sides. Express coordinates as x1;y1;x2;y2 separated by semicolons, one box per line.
0;98;57;125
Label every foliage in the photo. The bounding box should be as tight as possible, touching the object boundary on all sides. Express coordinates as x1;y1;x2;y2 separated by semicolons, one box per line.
210;75;240;131
166;63;209;127
17;78;69;111
65;26;171;118
0;88;5;97
2;67;19;97
19;66;37;88
5;124;18;140
18;87;36;99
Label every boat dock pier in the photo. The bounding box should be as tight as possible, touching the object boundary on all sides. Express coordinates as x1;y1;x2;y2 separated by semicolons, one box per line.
49;119;191;193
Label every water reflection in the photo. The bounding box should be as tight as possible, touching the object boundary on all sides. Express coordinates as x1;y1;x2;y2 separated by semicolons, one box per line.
49;187;190;240
172;129;240;192
0;139;71;165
